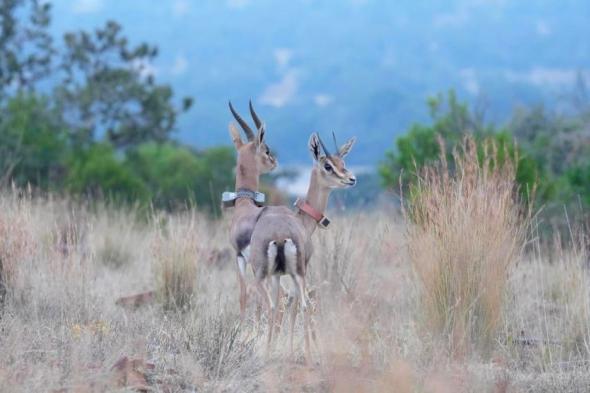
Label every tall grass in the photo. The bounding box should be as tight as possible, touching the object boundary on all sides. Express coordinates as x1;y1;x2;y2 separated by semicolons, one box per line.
0;188;35;306
2;176;589;391
151;212;202;311
405;136;530;355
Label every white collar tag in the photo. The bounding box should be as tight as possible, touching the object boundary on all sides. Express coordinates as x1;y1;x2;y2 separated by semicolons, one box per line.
222;189;266;208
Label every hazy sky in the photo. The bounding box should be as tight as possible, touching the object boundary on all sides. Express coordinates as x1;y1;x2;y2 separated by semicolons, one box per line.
47;0;590;164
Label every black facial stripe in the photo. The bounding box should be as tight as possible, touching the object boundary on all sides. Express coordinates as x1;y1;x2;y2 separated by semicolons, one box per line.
332;167;347;179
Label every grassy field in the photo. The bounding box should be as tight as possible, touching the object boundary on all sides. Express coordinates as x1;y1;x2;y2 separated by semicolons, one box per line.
0;145;589;392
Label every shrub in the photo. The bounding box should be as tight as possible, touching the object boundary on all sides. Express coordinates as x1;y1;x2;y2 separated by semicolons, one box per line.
66;143;149;203
380;91;542;202
184;313;257;380
405;135;529;356
126;142;234;213
0;94;67;189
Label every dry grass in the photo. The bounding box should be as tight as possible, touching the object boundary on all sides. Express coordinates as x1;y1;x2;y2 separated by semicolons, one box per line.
405;136;530;356
151;211;202;311
0;181;588;392
0;188;35;305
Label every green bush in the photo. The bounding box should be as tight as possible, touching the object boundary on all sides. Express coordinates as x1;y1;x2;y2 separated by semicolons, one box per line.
566;164;590;207
0;94;67;188
379;91;542;200
126;143;234;212
66;143;149;203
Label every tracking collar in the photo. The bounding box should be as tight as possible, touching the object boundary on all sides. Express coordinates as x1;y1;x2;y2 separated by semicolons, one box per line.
294;198;331;228
222;188;266;208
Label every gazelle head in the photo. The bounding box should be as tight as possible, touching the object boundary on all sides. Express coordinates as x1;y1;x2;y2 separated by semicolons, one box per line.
228;101;277;174
309;132;356;189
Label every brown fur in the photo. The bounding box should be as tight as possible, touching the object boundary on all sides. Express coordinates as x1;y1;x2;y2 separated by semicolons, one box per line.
227;111;277;319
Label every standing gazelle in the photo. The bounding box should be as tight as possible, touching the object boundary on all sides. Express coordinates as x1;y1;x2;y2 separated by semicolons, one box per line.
226;101;277;319
248;132;356;362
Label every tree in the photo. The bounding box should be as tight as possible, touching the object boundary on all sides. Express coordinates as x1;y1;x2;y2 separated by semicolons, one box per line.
0;2;233;215
0;0;53;101
509;105;590;207
55;21;192;148
0;93;66;188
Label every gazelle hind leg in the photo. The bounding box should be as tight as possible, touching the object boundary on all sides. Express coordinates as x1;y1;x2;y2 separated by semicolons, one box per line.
269;275;281;348
288;275;299;356
255;278;273;352
264;241;280;350
274;282;287;336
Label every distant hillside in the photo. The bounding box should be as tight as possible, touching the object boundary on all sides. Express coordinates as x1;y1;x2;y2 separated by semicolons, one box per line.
49;0;590;164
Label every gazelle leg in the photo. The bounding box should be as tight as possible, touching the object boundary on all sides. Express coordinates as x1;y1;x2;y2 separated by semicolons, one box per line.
275;281;287;336
250;262;263;324
295;274;312;366
288;275;299;356
307;294;322;364
268;275;280;349
256;279;274;354
236;255;247;320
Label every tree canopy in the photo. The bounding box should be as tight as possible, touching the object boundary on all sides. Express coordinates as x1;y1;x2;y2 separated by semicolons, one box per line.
0;0;232;214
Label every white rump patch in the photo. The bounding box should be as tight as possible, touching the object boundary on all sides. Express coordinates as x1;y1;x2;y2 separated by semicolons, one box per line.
284;239;296;257
284;238;297;275
267;241;277;273
237;256;246;276
242;245;251;262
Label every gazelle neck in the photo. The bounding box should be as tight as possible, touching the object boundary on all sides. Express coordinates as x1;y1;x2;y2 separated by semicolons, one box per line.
235;149;259;192
235;149;259;207
298;167;331;235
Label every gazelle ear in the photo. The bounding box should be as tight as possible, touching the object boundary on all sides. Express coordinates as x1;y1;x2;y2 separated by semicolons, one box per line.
338;137;356;158
255;124;266;149
229;122;243;148
309;133;321;161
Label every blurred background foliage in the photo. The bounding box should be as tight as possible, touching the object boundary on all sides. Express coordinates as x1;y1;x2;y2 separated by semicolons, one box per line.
379;89;590;226
0;0;231;213
0;0;589;223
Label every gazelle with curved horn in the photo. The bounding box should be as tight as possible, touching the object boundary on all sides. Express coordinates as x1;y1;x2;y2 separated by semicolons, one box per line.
247;132;356;362
226;101;277;319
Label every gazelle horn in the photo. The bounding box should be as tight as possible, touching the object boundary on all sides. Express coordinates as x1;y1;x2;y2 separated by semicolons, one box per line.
316;133;331;156
332;131;339;156
249;100;263;131
229;101;255;141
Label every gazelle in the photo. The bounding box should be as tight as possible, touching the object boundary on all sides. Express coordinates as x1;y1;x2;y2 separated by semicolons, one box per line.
248;132;356;362
226;101;277;319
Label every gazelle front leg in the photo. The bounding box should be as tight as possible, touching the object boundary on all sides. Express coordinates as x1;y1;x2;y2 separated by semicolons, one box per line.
294;274;312;366
236;255;248;320
250;262;263;324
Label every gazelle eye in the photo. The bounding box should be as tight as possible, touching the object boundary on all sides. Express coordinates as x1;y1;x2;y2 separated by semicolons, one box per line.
324;163;332;172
